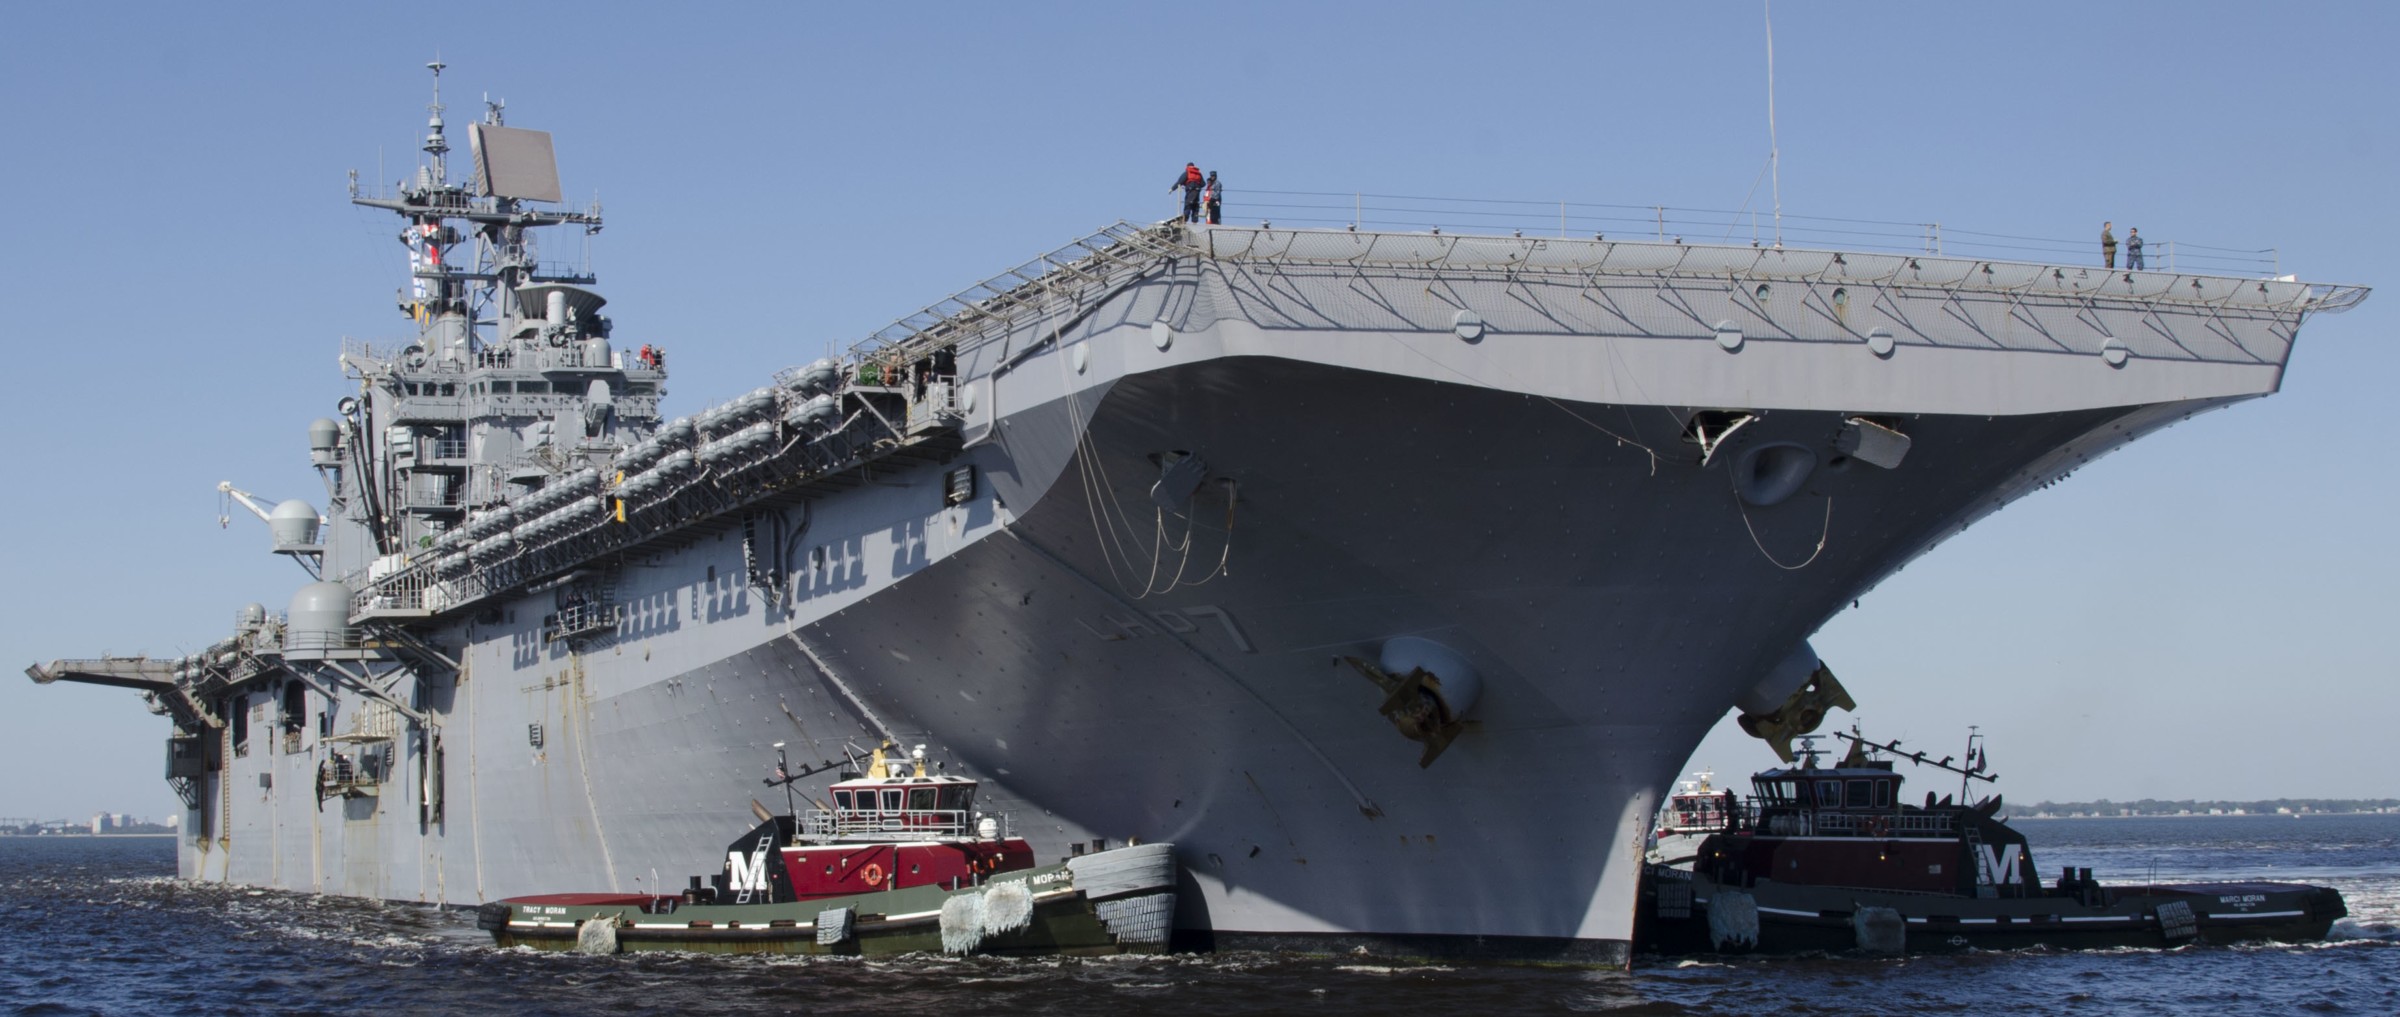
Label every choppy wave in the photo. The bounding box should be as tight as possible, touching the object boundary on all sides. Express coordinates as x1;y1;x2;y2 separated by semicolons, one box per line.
6;816;2399;1016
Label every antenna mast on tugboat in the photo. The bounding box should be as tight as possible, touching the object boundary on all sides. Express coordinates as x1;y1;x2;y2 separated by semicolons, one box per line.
1960;726;1983;802
772;742;796;818
1833;729;1997;786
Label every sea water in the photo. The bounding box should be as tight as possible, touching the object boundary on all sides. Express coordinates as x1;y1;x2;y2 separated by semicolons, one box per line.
4;814;2394;1016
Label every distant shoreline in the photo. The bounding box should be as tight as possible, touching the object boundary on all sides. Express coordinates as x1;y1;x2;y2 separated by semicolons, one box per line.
0;833;176;839
2010;812;2400;820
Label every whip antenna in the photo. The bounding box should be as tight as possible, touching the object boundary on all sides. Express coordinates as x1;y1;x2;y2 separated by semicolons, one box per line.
1764;0;1783;248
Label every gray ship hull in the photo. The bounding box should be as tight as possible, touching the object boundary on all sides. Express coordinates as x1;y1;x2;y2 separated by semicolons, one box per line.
33;133;2354;961
179;347;2226;962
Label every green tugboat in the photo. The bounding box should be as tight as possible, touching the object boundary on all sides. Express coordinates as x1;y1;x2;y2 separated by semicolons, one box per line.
478;744;1176;956
1637;732;2347;955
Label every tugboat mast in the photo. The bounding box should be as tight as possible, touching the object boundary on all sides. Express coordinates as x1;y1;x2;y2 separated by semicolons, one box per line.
1960;725;1983;803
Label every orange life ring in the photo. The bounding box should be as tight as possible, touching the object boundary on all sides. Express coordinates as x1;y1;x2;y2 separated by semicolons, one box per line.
861;863;885;886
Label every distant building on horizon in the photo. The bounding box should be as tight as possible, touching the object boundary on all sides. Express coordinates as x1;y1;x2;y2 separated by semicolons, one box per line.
81;812;170;835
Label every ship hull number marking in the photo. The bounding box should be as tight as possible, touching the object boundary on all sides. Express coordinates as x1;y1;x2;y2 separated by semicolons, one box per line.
1077;605;1252;653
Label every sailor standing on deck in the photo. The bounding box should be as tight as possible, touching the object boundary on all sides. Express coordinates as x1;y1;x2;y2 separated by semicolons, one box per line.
1170;162;1204;223
2101;221;2117;268
1204;170;1223;225
2127;227;2145;270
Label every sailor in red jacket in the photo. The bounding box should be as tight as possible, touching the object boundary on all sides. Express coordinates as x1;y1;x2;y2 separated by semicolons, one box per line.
1169;162;1204;223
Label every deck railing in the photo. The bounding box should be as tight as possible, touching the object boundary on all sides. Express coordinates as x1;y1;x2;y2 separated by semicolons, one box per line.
1764;807;1957;838
1230;189;2299;278
797;808;984;841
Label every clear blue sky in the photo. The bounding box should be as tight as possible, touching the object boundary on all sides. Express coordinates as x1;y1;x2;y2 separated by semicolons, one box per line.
2;2;2392;821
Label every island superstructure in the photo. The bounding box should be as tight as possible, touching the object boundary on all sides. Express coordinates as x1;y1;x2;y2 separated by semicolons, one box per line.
26;68;2368;965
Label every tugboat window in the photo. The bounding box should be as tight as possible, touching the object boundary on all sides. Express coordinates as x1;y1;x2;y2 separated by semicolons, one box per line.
833;790;853;810
881;790;903;812
1876;782;1893;808
1817;780;1840;805
908;788;937;811
1847;780;1872;808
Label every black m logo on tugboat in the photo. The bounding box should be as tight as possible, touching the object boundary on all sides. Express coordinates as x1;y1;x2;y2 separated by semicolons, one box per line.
717;815;798;905
729;841;771;903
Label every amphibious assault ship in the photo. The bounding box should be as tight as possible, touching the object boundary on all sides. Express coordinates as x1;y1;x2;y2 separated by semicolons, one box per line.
26;68;2368;965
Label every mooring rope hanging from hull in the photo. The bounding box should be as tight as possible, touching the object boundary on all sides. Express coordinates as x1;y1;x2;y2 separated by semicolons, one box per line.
1732;485;1833;571
1064;398;1235;601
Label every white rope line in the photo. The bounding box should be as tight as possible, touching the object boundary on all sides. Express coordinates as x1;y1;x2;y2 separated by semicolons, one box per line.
1061;363;1144;597
1734;486;1832;571
1046;273;1174;597
1060;335;1202;600
1178;480;1239;588
1052;262;1240;600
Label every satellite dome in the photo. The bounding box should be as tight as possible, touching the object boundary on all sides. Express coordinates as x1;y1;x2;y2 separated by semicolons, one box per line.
308;418;342;466
285;581;354;654
268;499;321;550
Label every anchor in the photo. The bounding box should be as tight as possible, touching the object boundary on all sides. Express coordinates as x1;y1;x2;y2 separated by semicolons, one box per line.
1737;662;1856;763
1342;657;1470;768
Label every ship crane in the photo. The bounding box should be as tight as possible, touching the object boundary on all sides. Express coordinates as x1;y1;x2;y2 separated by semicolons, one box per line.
217;481;326;578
